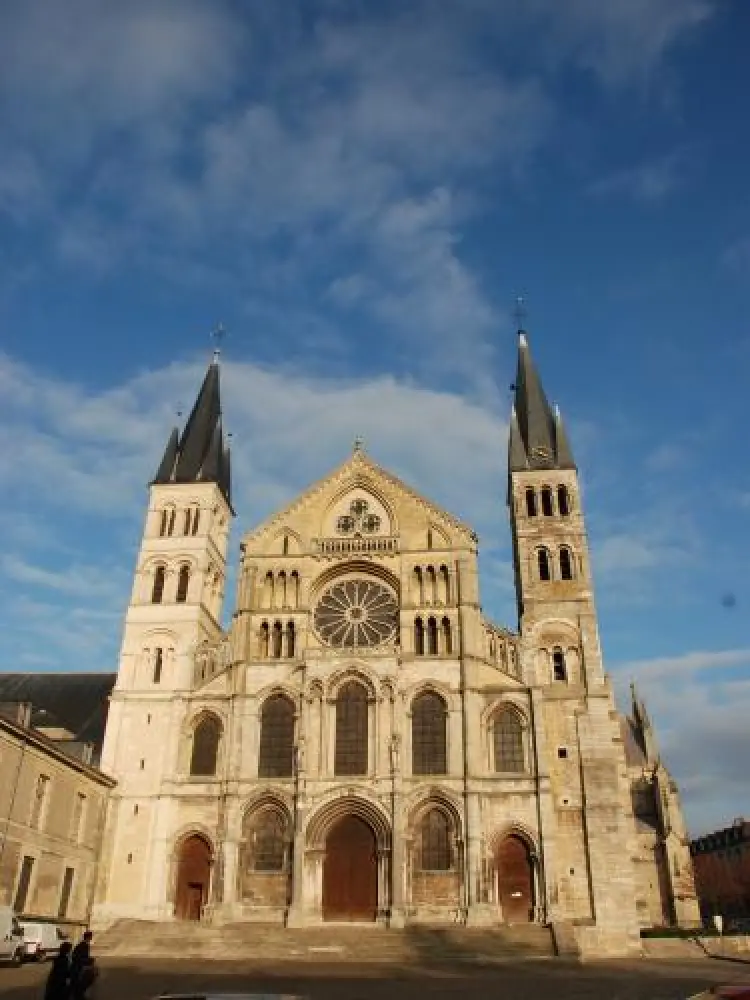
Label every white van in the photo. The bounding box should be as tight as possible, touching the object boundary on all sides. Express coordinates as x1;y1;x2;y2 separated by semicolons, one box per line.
0;906;25;966
20;921;63;961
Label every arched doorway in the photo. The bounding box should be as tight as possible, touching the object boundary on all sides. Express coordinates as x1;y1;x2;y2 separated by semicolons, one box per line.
322;814;377;921
174;834;212;921
496;835;534;923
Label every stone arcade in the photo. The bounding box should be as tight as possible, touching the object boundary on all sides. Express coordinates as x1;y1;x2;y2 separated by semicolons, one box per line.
91;330;700;955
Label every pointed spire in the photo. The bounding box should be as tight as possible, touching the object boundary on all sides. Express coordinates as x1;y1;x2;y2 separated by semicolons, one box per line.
153;357;232;506
510;330;576;472
508;405;528;471
553;404;576;470
154;427;179;482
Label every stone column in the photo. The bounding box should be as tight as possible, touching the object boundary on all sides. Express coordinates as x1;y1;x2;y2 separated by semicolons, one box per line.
285;802;308;927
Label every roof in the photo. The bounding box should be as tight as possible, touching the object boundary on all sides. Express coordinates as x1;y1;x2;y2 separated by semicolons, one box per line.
0;673;116;749
509;331;576;472
153;358;232;507
0;712;115;787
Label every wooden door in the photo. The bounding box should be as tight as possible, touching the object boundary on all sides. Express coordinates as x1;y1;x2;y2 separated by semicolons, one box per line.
496;835;533;923
322;815;377;921
175;835;211;920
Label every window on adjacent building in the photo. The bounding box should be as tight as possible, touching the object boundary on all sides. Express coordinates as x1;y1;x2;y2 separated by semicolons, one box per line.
412;692;447;775
258;694;295;778
13;856;35;913
189;715;221;776
418;809;452;871
493;709;525;772
334;681;368;776
30;775;50;830
58;867;74;919
70;793;86;844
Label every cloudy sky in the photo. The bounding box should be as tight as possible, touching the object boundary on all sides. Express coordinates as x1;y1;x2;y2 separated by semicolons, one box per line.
1;0;749;835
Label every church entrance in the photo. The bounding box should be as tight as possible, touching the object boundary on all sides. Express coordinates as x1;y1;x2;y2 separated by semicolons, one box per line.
174;834;212;920
322;814;377;921
496;835;534;923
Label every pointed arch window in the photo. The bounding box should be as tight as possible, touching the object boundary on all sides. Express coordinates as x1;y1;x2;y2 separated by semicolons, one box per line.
258;694;295;777
559;547;574;580
493;708;525;773
189;715;221;776
183;509;192;535
263;572;274;609
426;616;438;655
282;535;289;556
259;622;270;658
176;564;190;603
413;566;424;605
439;565;450;603
552;648;567;682
167;508;176;536
418;808;452;871
441;617;452;655
426;566;437;604
248;809;288;871
541;487;554;517
153;647;163;684
537;548;551;581
334;681;368;776
414;617;425;656
159;509;169;537
412;691;447;775
272;621;283;659
525;488;537;518
557;486;570;517
151;565;166;604
286;621;295;659
191;508;200;535
290;571;300;608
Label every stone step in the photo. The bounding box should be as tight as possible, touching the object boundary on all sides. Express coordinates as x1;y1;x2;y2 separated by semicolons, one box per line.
95;920;556;962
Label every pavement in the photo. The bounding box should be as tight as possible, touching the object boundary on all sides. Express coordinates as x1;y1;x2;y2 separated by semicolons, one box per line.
0;956;749;1000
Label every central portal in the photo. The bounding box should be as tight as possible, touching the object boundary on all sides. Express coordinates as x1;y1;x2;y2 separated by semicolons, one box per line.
322;814;377;921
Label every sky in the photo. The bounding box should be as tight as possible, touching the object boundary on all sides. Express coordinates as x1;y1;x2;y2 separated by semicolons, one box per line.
0;0;749;836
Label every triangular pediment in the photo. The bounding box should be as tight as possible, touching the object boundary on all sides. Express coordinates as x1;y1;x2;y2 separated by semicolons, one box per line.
242;447;476;552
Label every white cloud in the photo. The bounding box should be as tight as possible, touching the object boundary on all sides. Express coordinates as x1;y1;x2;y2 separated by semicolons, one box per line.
616;648;750;681
1;555;127;601
589;149;694;202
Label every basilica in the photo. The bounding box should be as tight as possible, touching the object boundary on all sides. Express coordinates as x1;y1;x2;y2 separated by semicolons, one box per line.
90;330;700;955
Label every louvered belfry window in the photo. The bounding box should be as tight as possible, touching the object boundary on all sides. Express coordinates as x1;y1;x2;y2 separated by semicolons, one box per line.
412;692;447;775
419;808;452;871
190;715;221;776
494;709;524;772
334;681;368;776
258;694;295;777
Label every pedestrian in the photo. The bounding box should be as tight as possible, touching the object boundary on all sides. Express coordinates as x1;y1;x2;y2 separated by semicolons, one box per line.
44;940;72;1000
70;931;97;1000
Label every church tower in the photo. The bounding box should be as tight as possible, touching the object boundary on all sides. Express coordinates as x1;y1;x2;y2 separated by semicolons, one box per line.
94;353;233;922
507;327;641;953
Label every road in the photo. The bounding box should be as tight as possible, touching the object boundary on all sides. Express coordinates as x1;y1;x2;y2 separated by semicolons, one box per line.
0;956;748;999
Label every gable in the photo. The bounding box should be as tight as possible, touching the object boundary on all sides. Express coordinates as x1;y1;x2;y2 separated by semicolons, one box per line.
243;448;476;552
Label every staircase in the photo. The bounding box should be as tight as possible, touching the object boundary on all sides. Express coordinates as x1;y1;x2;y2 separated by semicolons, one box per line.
95;920;556;964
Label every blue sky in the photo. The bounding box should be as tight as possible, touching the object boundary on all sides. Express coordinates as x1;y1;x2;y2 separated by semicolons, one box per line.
1;0;749;835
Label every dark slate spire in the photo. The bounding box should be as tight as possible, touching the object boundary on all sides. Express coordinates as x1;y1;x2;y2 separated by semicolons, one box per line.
154;427;179;482
153;356;232;506
509;330;576;471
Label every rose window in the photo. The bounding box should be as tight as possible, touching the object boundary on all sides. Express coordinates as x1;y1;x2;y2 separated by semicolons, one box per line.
336;498;381;535
314;579;399;648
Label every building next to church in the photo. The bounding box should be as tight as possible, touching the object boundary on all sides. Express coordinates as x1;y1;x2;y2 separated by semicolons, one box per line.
82;329;699;956
690;819;750;924
0;683;115;931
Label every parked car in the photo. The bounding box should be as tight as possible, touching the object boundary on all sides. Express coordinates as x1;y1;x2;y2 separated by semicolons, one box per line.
0;906;25;966
20;922;64;961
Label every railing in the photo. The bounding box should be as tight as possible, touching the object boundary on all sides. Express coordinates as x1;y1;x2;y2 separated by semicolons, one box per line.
313;535;400;556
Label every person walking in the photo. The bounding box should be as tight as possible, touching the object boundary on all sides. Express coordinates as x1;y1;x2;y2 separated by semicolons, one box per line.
43;940;72;1000
69;931;97;1000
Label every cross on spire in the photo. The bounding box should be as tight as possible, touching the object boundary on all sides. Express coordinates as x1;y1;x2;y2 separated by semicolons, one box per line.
211;322;227;361
512;295;527;332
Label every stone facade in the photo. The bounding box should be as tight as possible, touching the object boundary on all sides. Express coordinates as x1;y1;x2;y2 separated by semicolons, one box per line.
0;706;115;927
691;819;750;923
91;335;698;956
